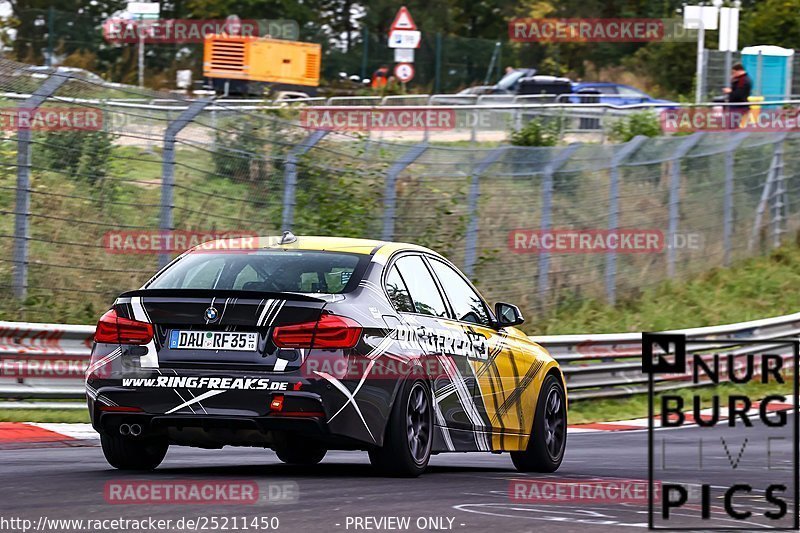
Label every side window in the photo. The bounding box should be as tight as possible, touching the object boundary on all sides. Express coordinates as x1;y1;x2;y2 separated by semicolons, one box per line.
384;265;414;313
393;256;449;318
429;260;491;326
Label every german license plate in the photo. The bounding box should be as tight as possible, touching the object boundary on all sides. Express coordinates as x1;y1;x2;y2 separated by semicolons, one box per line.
169;330;257;351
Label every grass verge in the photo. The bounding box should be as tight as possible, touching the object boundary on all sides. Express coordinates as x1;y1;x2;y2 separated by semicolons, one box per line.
0;408;90;423
537;245;800;335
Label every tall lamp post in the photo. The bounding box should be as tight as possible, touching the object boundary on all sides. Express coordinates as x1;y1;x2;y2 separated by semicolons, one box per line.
719;1;742;90
684;2;721;103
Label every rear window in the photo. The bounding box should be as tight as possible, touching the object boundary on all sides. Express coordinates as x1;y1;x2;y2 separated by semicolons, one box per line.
147;250;367;294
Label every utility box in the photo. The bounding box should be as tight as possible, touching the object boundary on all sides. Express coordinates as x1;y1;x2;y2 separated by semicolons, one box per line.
741;45;794;105
203;35;321;87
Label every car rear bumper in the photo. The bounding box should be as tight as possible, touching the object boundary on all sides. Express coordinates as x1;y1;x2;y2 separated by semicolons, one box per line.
92;408;343;449
87;365;395;449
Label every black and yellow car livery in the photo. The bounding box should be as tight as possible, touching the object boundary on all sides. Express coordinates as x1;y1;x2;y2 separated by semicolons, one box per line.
87;234;567;476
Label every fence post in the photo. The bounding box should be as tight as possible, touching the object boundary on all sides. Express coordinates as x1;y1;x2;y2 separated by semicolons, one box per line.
667;132;704;278
723;132;749;266
158;99;212;269
282;129;329;232
13;74;69;299
749;132;788;252
381;143;428;241
463;146;509;278
538;143;582;300
770;136;787;248
605;136;647;305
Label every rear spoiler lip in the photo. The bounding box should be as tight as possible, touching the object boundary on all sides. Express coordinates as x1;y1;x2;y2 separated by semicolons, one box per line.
118;288;327;303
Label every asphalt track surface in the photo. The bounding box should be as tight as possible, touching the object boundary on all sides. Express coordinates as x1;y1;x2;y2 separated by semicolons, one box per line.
0;415;795;533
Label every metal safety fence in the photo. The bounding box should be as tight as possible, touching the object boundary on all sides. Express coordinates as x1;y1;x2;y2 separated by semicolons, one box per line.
1;312;797;400
0;57;798;325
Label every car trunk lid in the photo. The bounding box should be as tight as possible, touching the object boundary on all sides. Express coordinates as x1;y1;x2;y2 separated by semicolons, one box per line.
115;289;327;371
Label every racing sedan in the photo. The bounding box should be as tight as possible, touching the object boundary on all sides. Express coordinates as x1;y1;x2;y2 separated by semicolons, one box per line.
87;233;567;476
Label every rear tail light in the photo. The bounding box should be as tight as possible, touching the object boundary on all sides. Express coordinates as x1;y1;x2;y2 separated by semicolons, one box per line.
99;405;143;412
95;309;154;345
272;313;362;349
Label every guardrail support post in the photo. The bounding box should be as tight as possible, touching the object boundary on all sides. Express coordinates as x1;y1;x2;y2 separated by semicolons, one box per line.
282;129;329;232
470;110;478;143
381;143;428;242
13;74;70;299
464;147;509;278
723;132;749;266
605;136;647;305
538;143;582;301
667;133;704;278
159;98;212;269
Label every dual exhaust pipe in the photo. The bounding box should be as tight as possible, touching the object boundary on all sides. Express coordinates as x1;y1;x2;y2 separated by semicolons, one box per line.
119;423;143;437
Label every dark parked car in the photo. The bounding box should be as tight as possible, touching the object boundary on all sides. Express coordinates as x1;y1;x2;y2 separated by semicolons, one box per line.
457;68;537;96
569;82;676;107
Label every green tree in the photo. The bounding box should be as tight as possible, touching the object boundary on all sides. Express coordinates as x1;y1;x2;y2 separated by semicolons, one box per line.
6;1;125;66
739;0;800;49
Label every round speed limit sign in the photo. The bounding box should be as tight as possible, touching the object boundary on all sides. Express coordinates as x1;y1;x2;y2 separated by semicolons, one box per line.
394;63;415;83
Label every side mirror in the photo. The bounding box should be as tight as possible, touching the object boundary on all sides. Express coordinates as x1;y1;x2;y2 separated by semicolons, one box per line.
495;302;524;327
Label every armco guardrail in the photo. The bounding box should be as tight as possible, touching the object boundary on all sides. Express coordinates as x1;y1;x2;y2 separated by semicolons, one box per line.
0;321;93;399
1;313;798;402
540;312;800;399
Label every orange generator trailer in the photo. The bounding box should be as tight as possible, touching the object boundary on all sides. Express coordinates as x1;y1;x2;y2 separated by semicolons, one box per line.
203;34;321;94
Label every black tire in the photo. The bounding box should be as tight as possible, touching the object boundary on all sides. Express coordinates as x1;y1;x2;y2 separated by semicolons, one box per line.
274;436;327;465
511;373;567;473
100;433;168;471
369;378;433;477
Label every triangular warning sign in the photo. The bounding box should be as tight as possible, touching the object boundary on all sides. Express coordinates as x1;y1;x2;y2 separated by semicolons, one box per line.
390;6;417;31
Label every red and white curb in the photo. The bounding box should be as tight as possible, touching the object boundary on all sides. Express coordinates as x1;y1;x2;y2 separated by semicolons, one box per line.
0;397;794;446
0;422;97;447
569;398;796;433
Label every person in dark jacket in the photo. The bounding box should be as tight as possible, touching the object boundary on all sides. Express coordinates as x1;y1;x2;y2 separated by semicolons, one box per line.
722;63;752;128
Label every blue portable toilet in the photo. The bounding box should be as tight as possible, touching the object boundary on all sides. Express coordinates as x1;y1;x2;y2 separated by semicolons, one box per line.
741;45;794;106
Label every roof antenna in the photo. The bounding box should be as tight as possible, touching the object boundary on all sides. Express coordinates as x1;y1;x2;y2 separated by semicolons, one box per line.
279;230;297;244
